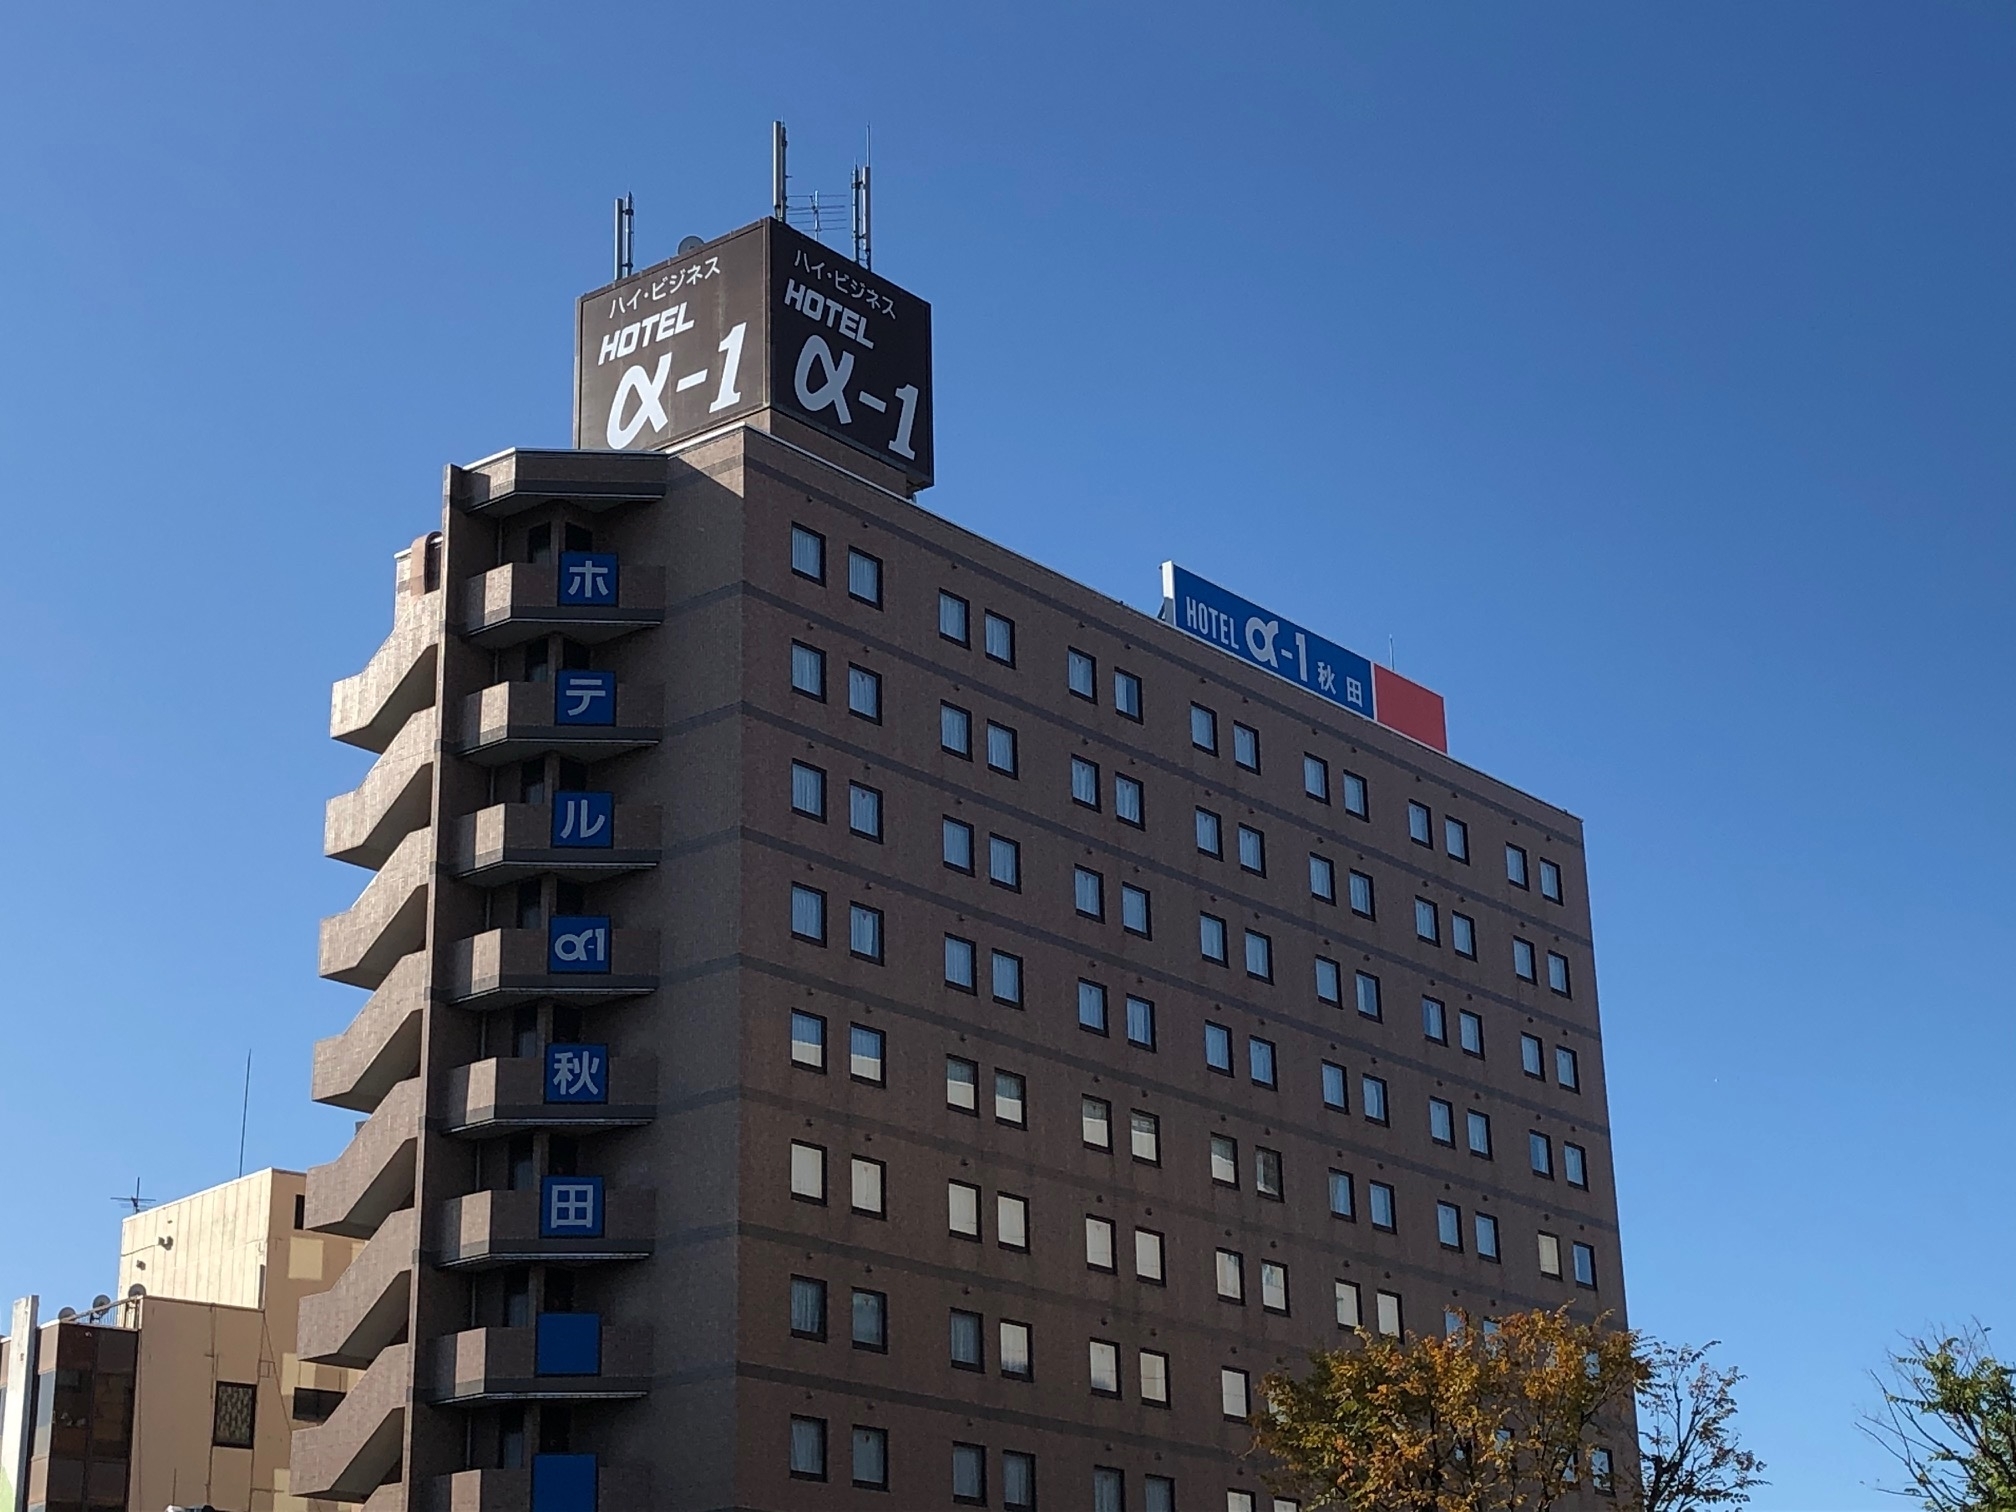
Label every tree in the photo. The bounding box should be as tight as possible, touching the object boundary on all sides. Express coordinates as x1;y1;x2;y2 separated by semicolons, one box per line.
1636;1341;1766;1511
1252;1307;1645;1512
1863;1326;2016;1512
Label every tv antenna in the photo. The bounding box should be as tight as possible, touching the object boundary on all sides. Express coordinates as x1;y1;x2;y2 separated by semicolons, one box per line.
613;193;635;281
111;1178;155;1215
772;120;875;269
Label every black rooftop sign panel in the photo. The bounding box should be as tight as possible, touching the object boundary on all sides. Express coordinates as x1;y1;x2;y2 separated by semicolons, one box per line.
574;219;934;488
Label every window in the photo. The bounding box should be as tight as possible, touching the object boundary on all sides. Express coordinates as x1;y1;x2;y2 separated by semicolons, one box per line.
1205;1022;1233;1073
1521;1033;1545;1078
1089;1339;1121;1395
1135;1227;1166;1283
1081;1095;1112;1149
1210;1134;1239;1185
1226;1495;1254;1512
1122;885;1152;937
1114;773;1144;826
1004;1452;1036;1512
1341;770;1369;818
848;903;883;962
943;817;975;872
984;610;1016;665
948;1180;982;1239
941;702;973;757
1321;1061;1347;1110
790;525;826;582
1085;1215;1117;1271
1348;870;1374;917
946;1056;979;1112
790;1415;828;1480
847;547;882;605
1355;971;1382;1020
1361;1074;1388;1125
1244;930;1273;981
1221;1367;1251;1420
1538;1232;1563;1278
847;665;881;721
1334;1279;1362;1328
1078;979;1109;1034
939;590;970;645
1130;1110;1161;1164
1328;1169;1355;1219
1249;1036;1276;1087
1125;995;1156;1049
1139;1349;1170;1405
1369;1181;1396;1232
1540;858;1564;902
1407;801;1432;845
1530;1132;1555;1177
1548;952;1572;996
1216;1248;1245;1301
1591;1447;1615;1495
1556;1046;1581;1090
991;950;1023;1005
849;1025;885;1084
1237;824;1265;873
851;1156;885;1216
1466;1110;1493;1159
1303;754;1329;801
790;885;826;943
1445;816;1469;861
1000;1320;1032;1379
790;1142;826;1202
953;1443;987;1505
853;1425;888;1490
1513;938;1537;981
790;1011;827;1070
212;1382;256;1449
1415;898;1440;943
1458;1010;1484;1056
1422;996;1447;1043
1200;912;1229;964
1260;1259;1289;1314
1451;912;1476;958
996;1070;1026;1126
1573;1242;1597;1288
945;934;977;991
1071;756;1100;808
1309;854;1336;902
1114;668;1142;719
1506;843;1529;887
1195;807;1223;856
852;1288;887;1350
988;834;1021;889
1190;703;1218;752
790;642;827;700
791;761;826;819
1475;1211;1501;1260
1068;648;1097;700
1232;722;1260;771
1429;1098;1455;1146
1315;956;1342;1005
849;782;882;839
791;1275;828;1339
998;1193;1029;1250
1255;1146;1284;1199
1437;1201;1463;1250
986;721;1018;775
1376;1290;1403;1337
1564;1143;1589;1189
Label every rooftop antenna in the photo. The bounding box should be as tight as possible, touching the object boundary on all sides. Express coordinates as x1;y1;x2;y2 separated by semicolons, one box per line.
236;1049;252;1178
613;193;635;281
772;121;788;222
110;1177;155;1215
851;126;873;270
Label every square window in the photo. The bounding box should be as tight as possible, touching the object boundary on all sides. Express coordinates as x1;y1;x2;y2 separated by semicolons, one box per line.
1075;867;1105;919
1548;952;1572;996
1081;1095;1112;1149
1540;858;1564;902
1085;1214;1117;1270
1249;1036;1276;1088
1327;1170;1354;1219
953;1442;987;1505
848;781;882;839
1139;1348;1170;1404
1237;824;1265;873
941;702;973;757
939;591;970;646
1422;996;1447;1043
1369;1182;1396;1232
1361;1074;1388;1125
1216;1248;1244;1301
946;1056;979;1112
1445;816;1469;861
1415;897;1440;944
945;934;977;990
1071;756;1101;808
1200;912;1229;964
943;817;975;872
1114;669;1143;719
1573;1242;1597;1288
1190;703;1218;753
1232;722;1260;771
790;1415;828;1480
1314;956;1342;1004
1557;1046;1581;1090
1221;1367;1251;1420
1309;854;1336;902
1513;939;1537;981
1244;929;1273;981
1090;1339;1121;1395
1210;1134;1238;1186
948;1180;982;1239
998;1192;1029;1250
1125;995;1157;1049
1564;1143;1589;1189
1429;1098;1454;1146
1475;1212;1501;1260
1122;883;1152;937
1068;648;1097;701
851;1155;885;1216
791;761;826;819
1303;754;1330;801
1451;912;1477;958
1458;1010;1484;1057
790;1141;826;1202
790;525;826;582
846;548;882;606
1355;971;1382;1021
1507;844;1530;887
1135;1227;1166;1283
1130;1109;1160;1164
848;903;883;962
1205;1022;1233;1072
853;1425;888;1490
852;1288;887;1350
1321;1061;1347;1110
986;721;1018;775
790;884;826;944
985;611;1016;665
790;1011;826;1070
989;834;1022;889
791;1275;828;1339
1260;1260;1288;1314
1000;1320;1032;1379
1437;1201;1462;1250
1521;1033;1545;1078
1348;870;1374;917
991;949;1024;1005
1195;807;1223;857
1539;1232;1563;1278
849;1025;885;1084
1466;1109;1493;1159
1341;770;1369;818
1407;801;1432;845
847;664;881;722
1254;1146;1283;1200
1530;1131;1555;1177
1114;773;1144;826
1078;979;1109;1034
995;1070;1027;1125
1334;1279;1362;1328
791;642;826;699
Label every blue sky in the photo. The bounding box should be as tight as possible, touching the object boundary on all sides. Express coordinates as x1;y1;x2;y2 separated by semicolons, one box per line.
3;5;2011;1506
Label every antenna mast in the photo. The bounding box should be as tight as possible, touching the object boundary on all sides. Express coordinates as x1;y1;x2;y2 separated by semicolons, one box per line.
771;121;789;222
236;1050;252;1178
851;126;873;269
613;193;635;281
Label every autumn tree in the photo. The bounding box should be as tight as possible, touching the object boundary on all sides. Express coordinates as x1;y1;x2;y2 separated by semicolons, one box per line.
1637;1341;1766;1511
1253;1307;1645;1512
1863;1325;2016;1512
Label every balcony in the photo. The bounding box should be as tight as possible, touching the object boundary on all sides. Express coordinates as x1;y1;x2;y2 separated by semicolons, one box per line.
442;1053;656;1137
448;447;668;518
461;562;665;648
298;1207;417;1370
319;829;430;991
448;927;659;1010
421;1320;652;1404
326;708;436;869
290;1341;410;1502
332;589;442;754
313;952;426;1114
304;1077;420;1240
431;1187;654;1269
453;681;661;767
414;1462;653;1512
450;801;659;887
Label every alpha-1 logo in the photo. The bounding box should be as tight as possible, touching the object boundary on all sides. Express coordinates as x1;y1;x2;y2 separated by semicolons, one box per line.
600;315;748;449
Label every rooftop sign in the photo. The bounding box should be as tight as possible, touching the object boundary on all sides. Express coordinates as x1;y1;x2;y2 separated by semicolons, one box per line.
574;219;934;488
1160;563;1448;753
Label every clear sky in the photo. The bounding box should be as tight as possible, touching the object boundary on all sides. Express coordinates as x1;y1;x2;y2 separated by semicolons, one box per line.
3;5;2011;1507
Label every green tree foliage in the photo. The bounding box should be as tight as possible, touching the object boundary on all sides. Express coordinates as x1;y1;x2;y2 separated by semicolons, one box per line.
1637;1341;1765;1511
1864;1326;2016;1512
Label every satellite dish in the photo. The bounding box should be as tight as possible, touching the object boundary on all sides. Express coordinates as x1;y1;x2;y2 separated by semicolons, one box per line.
91;1295;111;1312
127;1284;146;1299
678;235;705;255
56;1307;76;1321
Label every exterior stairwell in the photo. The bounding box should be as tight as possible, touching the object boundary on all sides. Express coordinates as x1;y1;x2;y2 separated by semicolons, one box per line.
313;952;427;1114
319;828;431;990
331;580;442;753
304;1077;421;1240
297;1206;418;1370
290;1341;412;1502
326;708;437;869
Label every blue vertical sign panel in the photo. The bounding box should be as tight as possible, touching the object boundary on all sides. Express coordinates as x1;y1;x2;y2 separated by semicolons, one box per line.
532;1453;598;1512
545;1044;609;1105
1161;563;1377;722
558;551;619;605
551;791;614;848
548;916;611;973
540;1175;605;1238
554;670;616;726
535;1313;603;1376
